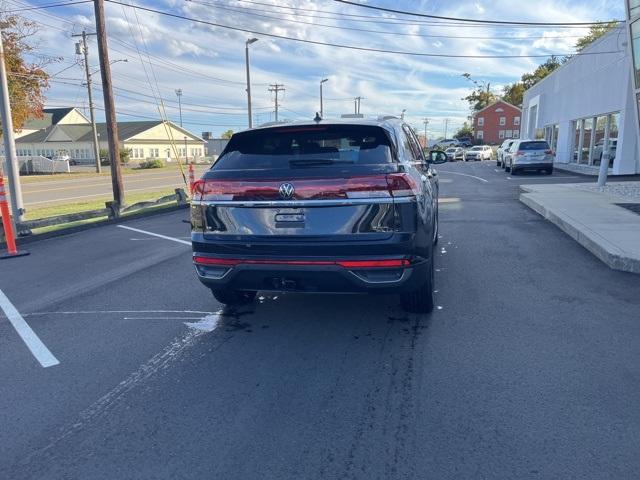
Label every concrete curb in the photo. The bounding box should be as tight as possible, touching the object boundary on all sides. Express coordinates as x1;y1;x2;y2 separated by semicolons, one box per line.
519;187;640;274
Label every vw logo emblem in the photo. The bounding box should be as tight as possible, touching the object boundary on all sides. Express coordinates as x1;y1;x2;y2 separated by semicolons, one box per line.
279;183;295;199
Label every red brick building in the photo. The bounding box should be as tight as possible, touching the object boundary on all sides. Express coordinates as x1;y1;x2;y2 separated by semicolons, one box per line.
471;100;522;145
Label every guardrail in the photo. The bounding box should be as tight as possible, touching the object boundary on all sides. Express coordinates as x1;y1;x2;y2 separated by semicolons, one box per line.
2;188;189;237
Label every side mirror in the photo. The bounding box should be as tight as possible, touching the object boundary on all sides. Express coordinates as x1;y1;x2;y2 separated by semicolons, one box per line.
429;150;447;164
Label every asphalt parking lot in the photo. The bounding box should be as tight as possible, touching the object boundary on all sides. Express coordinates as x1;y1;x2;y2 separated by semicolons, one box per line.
2;161;640;479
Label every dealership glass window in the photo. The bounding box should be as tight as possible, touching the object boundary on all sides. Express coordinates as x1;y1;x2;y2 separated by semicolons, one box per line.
632;20;640;87
580;118;593;163
477;117;484;127
630;0;640;18
514;116;520;126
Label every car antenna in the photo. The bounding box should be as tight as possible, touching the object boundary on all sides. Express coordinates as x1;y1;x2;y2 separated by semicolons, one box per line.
314;112;322;123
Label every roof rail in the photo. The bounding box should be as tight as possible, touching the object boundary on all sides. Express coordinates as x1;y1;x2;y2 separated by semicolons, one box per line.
377;115;399;121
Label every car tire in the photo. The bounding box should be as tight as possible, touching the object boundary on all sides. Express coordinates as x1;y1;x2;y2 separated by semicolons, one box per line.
505;163;511;172
511;166;518;175
400;250;435;314
211;289;257;306
546;167;553;175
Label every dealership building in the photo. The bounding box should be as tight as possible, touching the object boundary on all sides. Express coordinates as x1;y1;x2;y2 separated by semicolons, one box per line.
521;22;640;175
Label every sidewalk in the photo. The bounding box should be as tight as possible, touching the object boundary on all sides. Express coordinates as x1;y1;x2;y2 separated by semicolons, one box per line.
519;182;640;273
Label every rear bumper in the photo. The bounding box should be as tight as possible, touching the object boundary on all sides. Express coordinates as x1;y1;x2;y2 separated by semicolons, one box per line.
192;254;429;294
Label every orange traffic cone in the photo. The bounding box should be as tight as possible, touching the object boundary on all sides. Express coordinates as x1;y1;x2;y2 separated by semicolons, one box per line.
0;176;29;259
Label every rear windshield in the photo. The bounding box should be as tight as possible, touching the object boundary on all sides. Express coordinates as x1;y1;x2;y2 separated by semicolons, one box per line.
470;146;482;151
520;141;550;150
445;148;456;153
213;125;394;174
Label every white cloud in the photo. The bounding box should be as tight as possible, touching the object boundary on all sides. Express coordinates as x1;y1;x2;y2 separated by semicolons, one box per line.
21;0;624;135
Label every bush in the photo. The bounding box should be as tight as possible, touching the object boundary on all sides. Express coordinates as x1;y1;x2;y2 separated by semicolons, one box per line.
138;159;165;169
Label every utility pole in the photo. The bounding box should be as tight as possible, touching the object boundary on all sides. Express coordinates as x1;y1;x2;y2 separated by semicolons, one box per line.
353;96;362;114
245;38;258;128
268;83;285;122
320;78;328;118
94;0;124;208
72;30;101;173
175;88;183;127
0;27;24;224
444;118;449;140
423;118;429;149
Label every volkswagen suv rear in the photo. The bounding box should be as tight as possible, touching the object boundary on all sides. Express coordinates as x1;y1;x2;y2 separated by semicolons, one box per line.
191;118;446;312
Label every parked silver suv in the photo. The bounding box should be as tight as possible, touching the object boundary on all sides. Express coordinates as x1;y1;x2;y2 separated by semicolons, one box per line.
505;139;554;175
497;139;514;168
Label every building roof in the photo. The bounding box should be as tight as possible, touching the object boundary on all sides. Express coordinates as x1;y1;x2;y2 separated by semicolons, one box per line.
16;120;200;144
21;108;84;131
473;100;522;116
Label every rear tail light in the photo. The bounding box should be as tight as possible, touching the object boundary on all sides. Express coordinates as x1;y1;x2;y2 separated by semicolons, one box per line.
385;173;420;197
193;174;419;201
545;149;554;155
193;257;410;268
514;150;524;156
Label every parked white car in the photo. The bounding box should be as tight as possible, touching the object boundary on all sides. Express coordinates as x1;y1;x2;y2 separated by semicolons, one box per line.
497;139;515;167
464;145;492;161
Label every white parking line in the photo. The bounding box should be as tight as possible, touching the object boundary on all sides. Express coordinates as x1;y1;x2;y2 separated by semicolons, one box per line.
0;288;60;368
438;171;489;183
117;225;191;245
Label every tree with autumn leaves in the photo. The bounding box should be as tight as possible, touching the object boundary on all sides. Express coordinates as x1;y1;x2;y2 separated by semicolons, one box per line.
1;15;51;131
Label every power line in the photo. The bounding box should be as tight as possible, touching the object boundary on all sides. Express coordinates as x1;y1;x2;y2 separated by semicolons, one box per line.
185;0;587;40
104;1;622;59
2;0;91;13
186;0;593;30
333;0;621;26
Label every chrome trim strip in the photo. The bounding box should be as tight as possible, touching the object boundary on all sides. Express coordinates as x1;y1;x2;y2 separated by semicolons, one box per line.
191;197;414;207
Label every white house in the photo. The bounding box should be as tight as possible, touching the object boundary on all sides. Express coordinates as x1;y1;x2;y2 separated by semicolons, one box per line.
521;24;640;175
15;114;205;164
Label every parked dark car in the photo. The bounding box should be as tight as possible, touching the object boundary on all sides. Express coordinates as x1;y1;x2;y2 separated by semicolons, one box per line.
191;118;447;313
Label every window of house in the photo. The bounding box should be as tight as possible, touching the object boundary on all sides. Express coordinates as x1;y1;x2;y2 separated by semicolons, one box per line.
499;117;506;126
505;130;513;138
477;130;484;140
498;130;505;139
513;130;519;138
514;116;520;126
477;117;484;127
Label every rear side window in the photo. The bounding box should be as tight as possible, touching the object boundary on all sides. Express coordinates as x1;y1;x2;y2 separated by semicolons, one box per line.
214;125;394;173
520;141;550;150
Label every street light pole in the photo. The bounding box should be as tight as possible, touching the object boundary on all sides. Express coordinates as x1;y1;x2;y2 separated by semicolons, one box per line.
73;30;101;173
0;27;24;224
401;109;406;120
320;78;328;118
245;38;258;128
175;88;183;128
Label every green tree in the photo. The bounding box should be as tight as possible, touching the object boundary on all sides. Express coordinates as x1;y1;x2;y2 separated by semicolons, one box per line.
461;73;496;112
501;56;564;107
221;129;234;139
575;22;619;52
454;122;473;139
1;16;53;131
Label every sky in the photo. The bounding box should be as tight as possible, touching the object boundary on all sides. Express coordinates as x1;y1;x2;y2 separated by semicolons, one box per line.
8;0;625;139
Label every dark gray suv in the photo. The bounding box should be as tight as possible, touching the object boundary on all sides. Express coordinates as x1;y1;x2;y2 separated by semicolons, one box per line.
191;117;447;313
